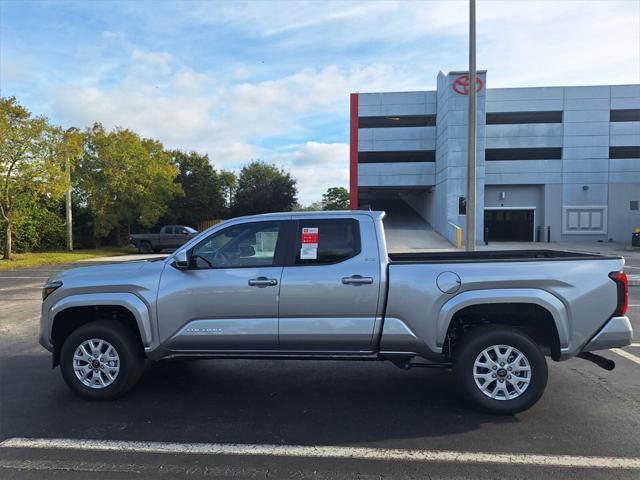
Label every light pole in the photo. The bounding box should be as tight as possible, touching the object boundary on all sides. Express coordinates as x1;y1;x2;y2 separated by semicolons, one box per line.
65;127;79;251
466;0;477;251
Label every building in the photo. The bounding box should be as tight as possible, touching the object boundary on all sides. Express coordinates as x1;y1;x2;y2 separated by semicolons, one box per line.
349;71;640;245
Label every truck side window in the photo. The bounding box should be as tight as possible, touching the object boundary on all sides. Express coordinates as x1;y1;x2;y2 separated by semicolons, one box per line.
295;219;360;265
191;221;281;269
164;226;174;234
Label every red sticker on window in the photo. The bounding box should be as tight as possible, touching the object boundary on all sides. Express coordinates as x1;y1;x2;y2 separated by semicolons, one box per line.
301;227;318;244
300;227;319;259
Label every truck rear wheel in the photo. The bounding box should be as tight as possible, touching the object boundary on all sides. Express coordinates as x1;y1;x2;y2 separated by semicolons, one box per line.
453;326;547;414
60;320;144;400
138;241;152;254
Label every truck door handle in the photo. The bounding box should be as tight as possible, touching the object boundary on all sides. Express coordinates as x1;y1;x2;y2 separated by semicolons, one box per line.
248;277;278;287
342;275;374;285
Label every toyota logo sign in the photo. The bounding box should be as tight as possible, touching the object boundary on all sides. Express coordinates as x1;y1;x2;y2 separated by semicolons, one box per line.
452;75;483;95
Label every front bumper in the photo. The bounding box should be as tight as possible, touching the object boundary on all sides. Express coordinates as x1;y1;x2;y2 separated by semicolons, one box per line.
582;316;633;352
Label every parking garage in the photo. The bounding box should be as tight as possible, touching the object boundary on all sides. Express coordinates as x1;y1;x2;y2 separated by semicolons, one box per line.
350;72;640;246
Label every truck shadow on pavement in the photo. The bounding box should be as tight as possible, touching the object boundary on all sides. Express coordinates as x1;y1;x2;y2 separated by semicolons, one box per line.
0;354;520;445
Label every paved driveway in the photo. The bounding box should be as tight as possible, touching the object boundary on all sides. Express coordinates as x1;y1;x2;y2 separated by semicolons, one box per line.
0;255;638;479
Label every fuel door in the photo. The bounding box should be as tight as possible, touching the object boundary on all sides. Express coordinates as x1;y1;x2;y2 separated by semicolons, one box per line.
436;271;461;294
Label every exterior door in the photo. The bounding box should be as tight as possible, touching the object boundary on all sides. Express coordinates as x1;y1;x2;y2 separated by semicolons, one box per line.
484;209;535;241
278;216;381;352
157;220;284;352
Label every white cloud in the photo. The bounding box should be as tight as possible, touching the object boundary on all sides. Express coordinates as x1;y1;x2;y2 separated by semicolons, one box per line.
50;48;399;205
33;0;640;205
267;142;349;204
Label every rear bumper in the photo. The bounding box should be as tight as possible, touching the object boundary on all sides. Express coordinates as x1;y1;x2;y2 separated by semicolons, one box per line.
581;316;633;352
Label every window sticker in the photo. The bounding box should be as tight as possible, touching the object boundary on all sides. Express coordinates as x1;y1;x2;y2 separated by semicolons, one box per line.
300;227;318;260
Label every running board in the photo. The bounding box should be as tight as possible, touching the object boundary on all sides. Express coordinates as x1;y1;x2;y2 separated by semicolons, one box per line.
577;352;615;371
388;358;451;370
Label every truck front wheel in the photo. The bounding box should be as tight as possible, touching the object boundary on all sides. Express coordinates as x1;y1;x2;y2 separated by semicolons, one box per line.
60;320;144;400
453;326;548;414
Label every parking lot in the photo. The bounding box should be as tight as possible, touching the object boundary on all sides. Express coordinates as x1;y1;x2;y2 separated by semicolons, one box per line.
0;254;639;479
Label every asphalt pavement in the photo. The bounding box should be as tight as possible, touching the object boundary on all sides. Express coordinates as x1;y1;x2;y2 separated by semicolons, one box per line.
0;254;639;479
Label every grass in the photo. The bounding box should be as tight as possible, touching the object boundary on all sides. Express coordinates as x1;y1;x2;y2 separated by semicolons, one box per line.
0;247;137;270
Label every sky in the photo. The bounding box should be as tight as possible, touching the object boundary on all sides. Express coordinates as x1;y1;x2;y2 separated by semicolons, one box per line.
1;0;639;204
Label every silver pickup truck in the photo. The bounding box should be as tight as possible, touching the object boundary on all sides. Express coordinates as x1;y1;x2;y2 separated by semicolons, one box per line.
40;211;632;413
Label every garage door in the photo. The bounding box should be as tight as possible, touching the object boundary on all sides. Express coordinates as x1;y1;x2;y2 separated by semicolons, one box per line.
484;209;534;242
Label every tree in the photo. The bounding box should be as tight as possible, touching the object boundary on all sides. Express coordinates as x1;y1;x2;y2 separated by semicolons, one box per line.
233;161;297;215
294;201;323;211
77;124;180;244
0;97;71;259
218;169;237;214
322;186;350;210
163;150;225;228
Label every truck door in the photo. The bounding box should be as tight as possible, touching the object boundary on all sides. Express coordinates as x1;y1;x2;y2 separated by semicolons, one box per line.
160;226;174;249
157;220;285;351
278;216;381;352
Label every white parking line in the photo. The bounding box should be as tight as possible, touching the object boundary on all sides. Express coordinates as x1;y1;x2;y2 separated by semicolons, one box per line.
1;438;639;470
611;348;640;365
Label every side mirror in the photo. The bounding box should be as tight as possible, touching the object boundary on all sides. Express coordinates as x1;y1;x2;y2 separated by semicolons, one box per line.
173;249;190;270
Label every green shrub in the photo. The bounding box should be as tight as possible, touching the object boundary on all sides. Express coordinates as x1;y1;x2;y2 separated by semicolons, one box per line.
1;200;66;252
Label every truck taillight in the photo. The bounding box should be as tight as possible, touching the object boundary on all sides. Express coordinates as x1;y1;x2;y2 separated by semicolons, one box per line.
608;271;628;316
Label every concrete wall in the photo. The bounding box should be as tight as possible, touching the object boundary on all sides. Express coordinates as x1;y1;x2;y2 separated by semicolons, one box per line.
358;126;436;152
608;184;640;242
403;190;435;226
357;92;437;188
358;91;437;117
358;162;435;187
434;71;487;245
558;86;610;241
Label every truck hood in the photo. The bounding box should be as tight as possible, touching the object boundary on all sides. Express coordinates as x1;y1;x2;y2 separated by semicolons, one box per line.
47;260;156;284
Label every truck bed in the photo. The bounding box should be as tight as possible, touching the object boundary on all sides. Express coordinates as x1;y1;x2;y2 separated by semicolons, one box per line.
388;249;620;264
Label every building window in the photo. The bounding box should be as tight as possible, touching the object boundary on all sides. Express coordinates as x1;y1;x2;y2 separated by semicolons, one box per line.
358;150;436;163
358;115;436;128
459;197;467;216
485;147;562;161
610;146;640;159
610;109;640;122
631;201;639;211
486;111;563;124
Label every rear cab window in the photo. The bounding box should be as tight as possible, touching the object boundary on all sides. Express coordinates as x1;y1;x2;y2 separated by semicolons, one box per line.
293;218;361;265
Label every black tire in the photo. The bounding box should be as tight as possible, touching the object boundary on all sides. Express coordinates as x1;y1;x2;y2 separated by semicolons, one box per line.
60;320;144;400
138;241;152;254
453;326;548;414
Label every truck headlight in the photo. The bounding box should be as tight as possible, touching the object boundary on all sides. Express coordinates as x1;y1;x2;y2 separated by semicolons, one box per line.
42;281;63;300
